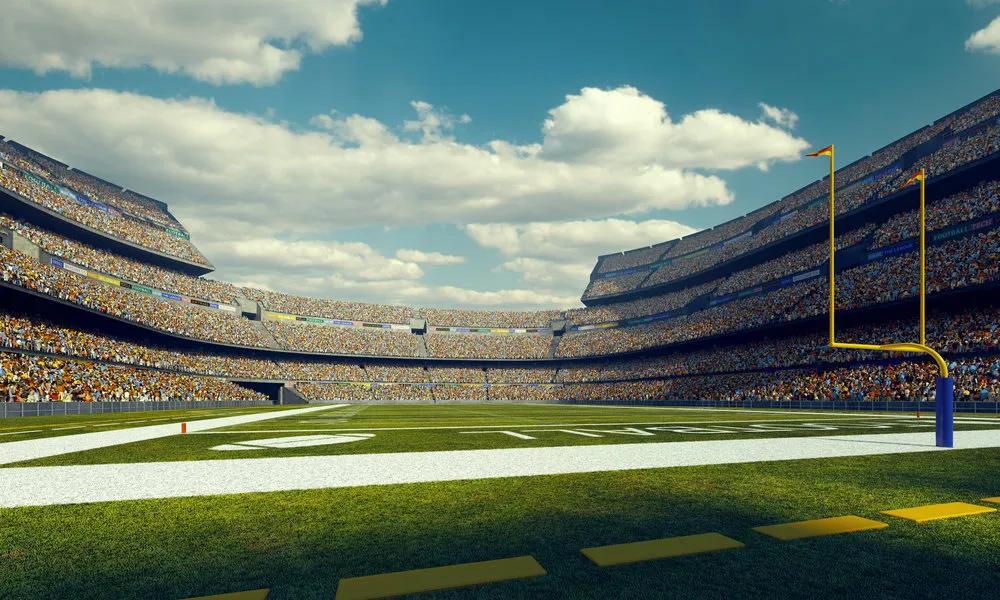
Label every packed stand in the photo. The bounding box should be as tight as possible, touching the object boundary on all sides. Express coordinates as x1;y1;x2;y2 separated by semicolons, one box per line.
0;213;239;304
0;308;281;378
486;368;554;384
1;352;267;403
296;382;372;402
424;332;551;359
421;307;561;328
427;367;486;383
1;245;269;347
243;287;415;323
871;182;1000;250
557;279;824;358
949;93;1000;134
264;320;421;357
582;271;650;299
660;357;1000;402
569;279;722;326
371;383;433;402
366;364;428;382
432;385;487;402
596;243;672;274
0;164;209;265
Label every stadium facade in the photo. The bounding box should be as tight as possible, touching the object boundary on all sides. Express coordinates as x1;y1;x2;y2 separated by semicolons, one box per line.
2;88;1000;407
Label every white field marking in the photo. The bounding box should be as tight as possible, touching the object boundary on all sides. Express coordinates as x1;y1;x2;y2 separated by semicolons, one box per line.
0;430;42;437
0;405;348;466
92;423;119;427
52;426;87;431
210;434;376;451
187;415;905;434
568;405;934;418
4;429;1000;507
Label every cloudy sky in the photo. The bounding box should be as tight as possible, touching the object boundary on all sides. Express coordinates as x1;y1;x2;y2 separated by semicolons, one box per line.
0;0;998;310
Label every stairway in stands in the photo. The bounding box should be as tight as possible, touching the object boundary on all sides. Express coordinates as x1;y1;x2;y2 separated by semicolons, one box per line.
548;335;562;358
252;320;281;349
417;334;429;358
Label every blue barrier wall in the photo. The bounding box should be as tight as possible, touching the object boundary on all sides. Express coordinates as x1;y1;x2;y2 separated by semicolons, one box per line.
555;399;1000;413
0;400;272;418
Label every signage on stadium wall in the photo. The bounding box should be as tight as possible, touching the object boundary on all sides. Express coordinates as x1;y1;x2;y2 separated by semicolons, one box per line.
931;214;998;243
264;311;411;330
722;230;753;247
792;268;822;283
599;266;649;279
427;326;549;334
626;309;681;325
867;240;916;262
49;257;238;313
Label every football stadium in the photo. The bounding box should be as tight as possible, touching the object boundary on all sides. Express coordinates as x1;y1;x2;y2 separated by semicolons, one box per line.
3;4;1000;600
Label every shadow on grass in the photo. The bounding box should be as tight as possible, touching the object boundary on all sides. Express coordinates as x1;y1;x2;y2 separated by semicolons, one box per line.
1;448;998;599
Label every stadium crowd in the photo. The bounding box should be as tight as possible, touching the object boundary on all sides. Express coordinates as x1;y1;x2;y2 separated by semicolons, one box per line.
588;96;1000;292
1;352;267;403
571;279;722;325
596;242;674;274
870;181;1000;250
0;142;187;233
419;308;561;328
0;164;209;265
583;271;651;299
263;320;421;357
0;213;239;304
423;332;551;359
242;287;416;324
0;245;268;347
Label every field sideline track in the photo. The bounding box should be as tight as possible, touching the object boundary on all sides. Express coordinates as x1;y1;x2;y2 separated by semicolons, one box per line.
0;405;346;465
2;428;999;508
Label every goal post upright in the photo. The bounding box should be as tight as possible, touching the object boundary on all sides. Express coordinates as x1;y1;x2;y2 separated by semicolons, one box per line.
806;145;954;447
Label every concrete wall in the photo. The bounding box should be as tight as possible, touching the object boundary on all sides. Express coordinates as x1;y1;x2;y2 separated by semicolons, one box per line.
12;231;39;261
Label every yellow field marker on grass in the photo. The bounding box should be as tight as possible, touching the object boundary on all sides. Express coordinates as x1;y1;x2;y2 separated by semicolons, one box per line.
581;532;744;567
881;502;996;523
182;589;269;600
334;556;546;600
753;516;888;541
982;497;1000;504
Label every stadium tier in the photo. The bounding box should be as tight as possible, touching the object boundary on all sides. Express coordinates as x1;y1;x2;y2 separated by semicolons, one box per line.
584;89;1000;302
2;88;1000;404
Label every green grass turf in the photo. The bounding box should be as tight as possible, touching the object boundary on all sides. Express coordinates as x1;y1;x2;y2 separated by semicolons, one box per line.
1;447;998;599
0;406;301;442
7;404;999;468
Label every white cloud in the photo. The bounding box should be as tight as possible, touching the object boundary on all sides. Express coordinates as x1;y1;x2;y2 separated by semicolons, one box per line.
0;86;805;309
759;103;799;129
538;86;810;170
395;249;466;265
465;218;698;299
465;219;698;260
500;258;594;285
0;87;807;232
0;0;386;86
967;16;1000;54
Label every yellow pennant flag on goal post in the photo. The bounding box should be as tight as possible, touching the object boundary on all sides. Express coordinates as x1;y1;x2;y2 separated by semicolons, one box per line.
806;144;834;158
905;169;925;186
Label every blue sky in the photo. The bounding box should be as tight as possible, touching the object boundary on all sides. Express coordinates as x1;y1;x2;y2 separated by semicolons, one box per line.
1;0;999;309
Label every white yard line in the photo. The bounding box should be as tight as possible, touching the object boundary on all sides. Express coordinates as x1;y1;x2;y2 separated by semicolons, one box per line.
52;426;87;431
0;405;347;466
192;415;911;434
1;428;999;507
0;430;42;437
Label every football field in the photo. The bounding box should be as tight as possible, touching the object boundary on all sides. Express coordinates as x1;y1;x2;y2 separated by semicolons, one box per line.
1;403;999;599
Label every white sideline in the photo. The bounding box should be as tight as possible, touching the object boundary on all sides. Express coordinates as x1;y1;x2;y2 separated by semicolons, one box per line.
0;405;346;466
1;428;999;507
